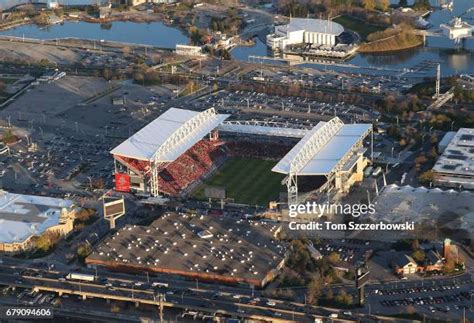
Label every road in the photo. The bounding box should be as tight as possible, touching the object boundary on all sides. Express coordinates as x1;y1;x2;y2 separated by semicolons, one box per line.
0;260;419;322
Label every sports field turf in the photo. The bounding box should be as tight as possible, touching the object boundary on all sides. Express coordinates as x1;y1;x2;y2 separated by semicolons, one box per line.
193;157;284;206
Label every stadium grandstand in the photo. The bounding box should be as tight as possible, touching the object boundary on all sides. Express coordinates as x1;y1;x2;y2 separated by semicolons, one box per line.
111;108;229;197
272;117;372;205
111;108;372;206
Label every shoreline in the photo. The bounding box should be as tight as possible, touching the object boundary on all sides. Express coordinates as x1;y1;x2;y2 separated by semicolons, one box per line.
0;12;175;32
358;39;424;54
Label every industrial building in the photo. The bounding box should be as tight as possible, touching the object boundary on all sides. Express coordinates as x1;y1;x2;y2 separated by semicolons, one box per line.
432;128;474;189
0;191;76;254
86;212;286;287
441;17;474;41
110;0;147;6
365;184;474;241
266;18;344;51
175;44;205;57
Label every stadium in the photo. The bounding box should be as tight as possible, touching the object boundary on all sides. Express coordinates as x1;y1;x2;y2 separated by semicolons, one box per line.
111;107;372;207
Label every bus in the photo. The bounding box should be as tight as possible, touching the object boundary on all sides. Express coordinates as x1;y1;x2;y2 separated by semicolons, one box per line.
65;273;95;282
152;282;169;288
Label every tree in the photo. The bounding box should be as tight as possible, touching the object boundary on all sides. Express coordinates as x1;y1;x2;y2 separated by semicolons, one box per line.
110;304;121;313
412;249;425;262
38;58;50;67
34;231;60;253
328;252;341;264
443;258;456;273
362;0;376;10
413;0;430;10
335;289;353;305
418;170;434;184
220;49;231;60
286;240;312;274
377;0;390;11
306;274;324;304
77;242;92;262
76;208;96;223
2;129;13;144
411;239;420;251
326;288;334;300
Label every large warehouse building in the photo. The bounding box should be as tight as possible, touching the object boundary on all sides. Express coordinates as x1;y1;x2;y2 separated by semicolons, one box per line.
432;128;474;189
86;212;286;287
0;191;76;254
266;18;344;51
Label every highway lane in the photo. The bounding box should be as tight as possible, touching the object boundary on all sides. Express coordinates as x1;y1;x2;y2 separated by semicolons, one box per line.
1;259;462;321
0;269;316;322
0;263;403;322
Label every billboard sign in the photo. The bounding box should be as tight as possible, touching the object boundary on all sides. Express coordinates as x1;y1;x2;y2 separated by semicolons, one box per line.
204;186;226;199
104;198;125;219
356;270;370;288
115;173;130;192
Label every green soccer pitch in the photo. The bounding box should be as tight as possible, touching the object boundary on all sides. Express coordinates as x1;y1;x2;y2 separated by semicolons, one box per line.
193;157;284;206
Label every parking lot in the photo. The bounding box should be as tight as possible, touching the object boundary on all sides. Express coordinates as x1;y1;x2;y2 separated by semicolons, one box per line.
0;75;174;198
365;276;474;320
243;67;415;95
189;89;378;127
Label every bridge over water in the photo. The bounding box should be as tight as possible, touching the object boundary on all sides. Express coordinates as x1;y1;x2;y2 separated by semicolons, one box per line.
1;0;94;11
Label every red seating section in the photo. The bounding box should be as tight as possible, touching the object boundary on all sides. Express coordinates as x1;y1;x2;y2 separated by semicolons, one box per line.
158;140;225;196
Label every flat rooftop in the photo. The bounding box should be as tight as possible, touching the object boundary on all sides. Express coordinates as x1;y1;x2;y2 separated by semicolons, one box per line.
366;184;474;240
432;128;474;177
0;191;74;244
87;213;286;285
110;108;229;162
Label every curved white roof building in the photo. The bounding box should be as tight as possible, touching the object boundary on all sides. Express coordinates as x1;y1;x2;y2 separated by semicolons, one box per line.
267;18;344;50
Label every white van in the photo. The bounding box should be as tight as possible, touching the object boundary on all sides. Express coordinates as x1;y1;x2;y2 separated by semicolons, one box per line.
372;166;383;177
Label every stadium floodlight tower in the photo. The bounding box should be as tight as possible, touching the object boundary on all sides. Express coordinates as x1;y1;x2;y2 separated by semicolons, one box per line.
286;117;344;206
149;108;221;197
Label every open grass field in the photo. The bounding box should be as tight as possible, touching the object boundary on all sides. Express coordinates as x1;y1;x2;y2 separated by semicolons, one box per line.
193;157;284;206
332;15;385;40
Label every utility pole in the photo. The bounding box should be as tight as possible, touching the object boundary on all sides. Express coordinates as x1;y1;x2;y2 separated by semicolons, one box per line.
435;63;441;98
159;293;164;323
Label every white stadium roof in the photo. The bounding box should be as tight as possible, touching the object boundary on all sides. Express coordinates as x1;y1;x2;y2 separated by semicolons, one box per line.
111;108;230;162
284;18;344;36
272;119;371;176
